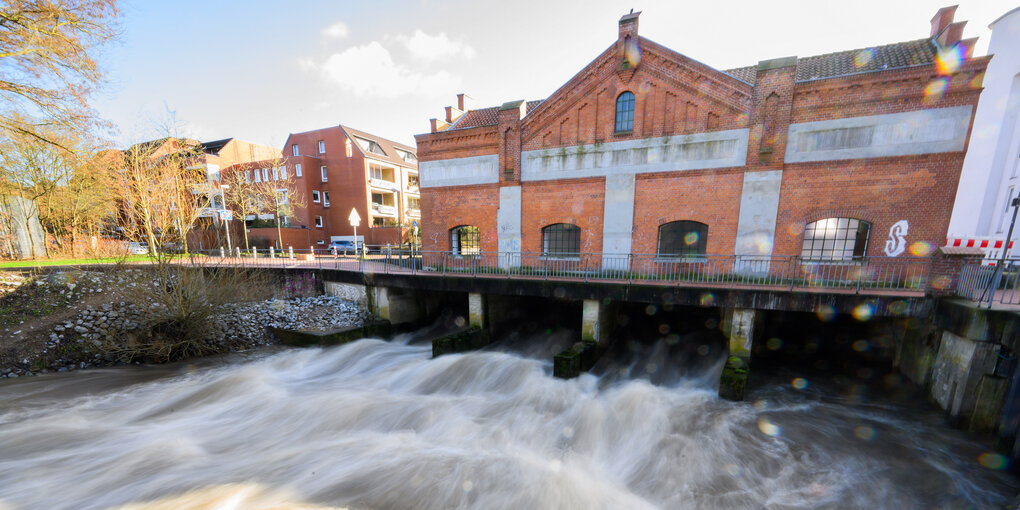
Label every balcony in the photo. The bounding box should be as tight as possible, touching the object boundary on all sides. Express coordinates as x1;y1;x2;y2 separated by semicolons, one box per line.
405;184;420;194
369;178;400;192
406;208;421;218
372;203;398;217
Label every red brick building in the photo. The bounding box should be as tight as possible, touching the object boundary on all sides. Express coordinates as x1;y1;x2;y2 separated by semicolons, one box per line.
415;7;988;269
276;125;420;248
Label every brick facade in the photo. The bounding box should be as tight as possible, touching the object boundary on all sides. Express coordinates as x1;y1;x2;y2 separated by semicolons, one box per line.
415;7;989;263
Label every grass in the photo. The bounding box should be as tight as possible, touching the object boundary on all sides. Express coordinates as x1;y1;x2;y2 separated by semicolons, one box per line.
0;255;153;268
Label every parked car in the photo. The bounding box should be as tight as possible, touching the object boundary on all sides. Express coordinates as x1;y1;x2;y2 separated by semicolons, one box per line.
125;242;149;255
327;240;358;255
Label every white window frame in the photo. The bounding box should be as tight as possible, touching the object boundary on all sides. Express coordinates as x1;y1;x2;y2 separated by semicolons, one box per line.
315;216;323;228
280;165;287;179
312;190;320;203
272;167;279;180
254;169;262;183
277;188;289;205
262;168;269;181
321;166;328;182
244;170;251;183
291;144;299;156
323;191;330;207
295;163;302;177
318;140;326;154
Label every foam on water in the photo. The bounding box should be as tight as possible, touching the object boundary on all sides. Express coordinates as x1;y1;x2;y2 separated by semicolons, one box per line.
0;339;1015;509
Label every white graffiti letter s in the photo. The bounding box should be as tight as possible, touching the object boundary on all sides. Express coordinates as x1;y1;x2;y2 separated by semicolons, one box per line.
884;220;908;256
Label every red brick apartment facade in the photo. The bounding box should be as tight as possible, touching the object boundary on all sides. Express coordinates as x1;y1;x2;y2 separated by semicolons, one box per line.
273;125;420;247
415;7;988;267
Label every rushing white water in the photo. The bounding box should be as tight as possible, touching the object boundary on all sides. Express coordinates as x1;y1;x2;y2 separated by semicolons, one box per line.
0;337;1016;510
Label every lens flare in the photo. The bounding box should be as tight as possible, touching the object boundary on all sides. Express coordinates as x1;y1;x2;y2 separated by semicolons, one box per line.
923;78;949;105
792;377;808;390
766;337;783;350
623;37;642;68
852;340;871;352
852;303;874;322
978;452;1009;470
909;241;935;256
684;231;699;245
935;45;963;75
645;305;657;315
757;416;782;437
854;49;874;68
887;300;909;316
658;323;670;334
699;292;715;306
854;425;876;440
970;72;985;89
697;344;710;356
815;304;836;322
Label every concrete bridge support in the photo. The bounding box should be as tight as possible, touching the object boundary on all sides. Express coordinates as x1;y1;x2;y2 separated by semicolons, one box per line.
555;299;616;378
370;286;422;325
469;292;486;330
719;308;763;401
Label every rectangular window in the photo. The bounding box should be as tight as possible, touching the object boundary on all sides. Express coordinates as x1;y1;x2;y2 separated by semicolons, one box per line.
262;168;269;181
244;170;251;183
277;189;289;205
315;216;323;228
318;140;326;154
407;196;420;210
295;163;302;177
280;165;287;179
321;166;328;182
312;190;320;203
291;144;299;157
317;239;325;245
254;170;261;183
323;191;330;206
272;167;279;180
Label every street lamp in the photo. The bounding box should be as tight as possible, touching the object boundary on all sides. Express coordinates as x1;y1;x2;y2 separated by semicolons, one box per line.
219;184;232;253
985;196;1020;307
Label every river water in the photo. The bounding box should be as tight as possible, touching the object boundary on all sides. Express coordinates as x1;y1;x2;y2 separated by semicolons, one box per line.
0;334;1017;510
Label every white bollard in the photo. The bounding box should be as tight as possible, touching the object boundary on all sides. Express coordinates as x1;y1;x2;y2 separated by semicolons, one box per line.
253;247;258;259
235;246;241;257
288;246;294;259
220;247;225;257
270;246;275;258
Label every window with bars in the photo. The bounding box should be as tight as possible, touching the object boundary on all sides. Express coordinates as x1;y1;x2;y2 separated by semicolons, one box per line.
450;225;480;256
615;91;635;133
542;223;581;256
657;221;708;258
801;218;871;261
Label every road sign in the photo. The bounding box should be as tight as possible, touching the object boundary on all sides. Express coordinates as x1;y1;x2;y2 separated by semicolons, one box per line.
348;208;361;226
412;220;418;227
218;209;233;221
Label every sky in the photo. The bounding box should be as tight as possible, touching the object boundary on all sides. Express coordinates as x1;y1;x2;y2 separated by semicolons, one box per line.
93;0;1019;148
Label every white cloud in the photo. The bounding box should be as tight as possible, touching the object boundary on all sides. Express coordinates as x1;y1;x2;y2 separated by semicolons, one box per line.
321;21;349;39
307;41;460;98
398;30;476;61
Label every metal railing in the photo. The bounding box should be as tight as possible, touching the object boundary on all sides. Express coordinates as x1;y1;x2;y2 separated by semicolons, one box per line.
957;259;1020;306
176;249;935;295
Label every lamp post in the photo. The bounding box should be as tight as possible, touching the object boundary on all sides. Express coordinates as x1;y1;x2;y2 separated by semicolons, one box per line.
986;196;1020;307
220;184;232;253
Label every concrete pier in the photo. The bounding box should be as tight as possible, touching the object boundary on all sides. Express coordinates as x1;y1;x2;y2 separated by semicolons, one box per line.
719;308;762;401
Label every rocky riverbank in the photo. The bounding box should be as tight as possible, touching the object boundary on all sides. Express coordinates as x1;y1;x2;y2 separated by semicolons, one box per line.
0;269;372;378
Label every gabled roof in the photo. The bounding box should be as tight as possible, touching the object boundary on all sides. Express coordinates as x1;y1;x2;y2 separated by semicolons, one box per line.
340;125;418;168
200;138;233;155
446;100;545;131
724;38;937;84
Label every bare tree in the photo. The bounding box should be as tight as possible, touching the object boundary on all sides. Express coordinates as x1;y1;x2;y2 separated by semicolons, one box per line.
221;159;304;250
0;1;120;147
114;137;205;259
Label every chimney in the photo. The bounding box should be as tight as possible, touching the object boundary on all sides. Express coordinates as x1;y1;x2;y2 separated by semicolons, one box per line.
930;5;958;38
445;106;463;124
457;93;471;112
430;118;448;133
936;20;967;48
619;9;640;42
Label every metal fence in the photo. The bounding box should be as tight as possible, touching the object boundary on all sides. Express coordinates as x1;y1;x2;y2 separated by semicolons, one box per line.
957;260;1020;306
177;249;934;295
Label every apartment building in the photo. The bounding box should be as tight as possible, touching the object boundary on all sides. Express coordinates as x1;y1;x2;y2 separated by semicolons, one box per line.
277;125;420;247
415;7;987;266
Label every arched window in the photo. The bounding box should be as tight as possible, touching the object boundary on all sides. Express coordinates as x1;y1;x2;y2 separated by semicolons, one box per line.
801;218;871;261
657;221;708;258
542;223;581;256
450;225;480;256
615;91;635;133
